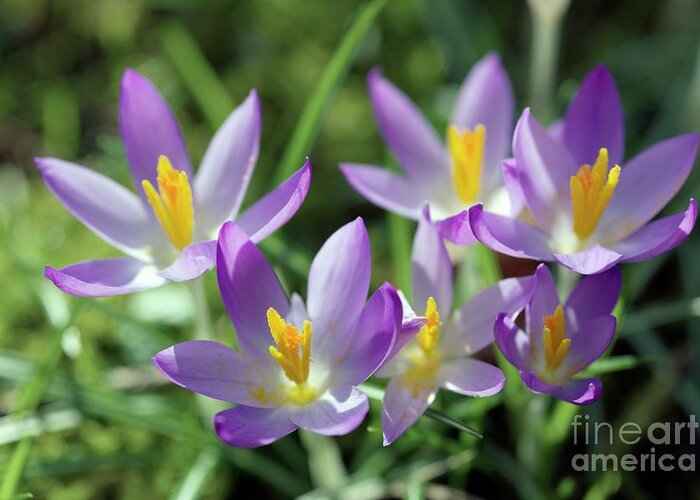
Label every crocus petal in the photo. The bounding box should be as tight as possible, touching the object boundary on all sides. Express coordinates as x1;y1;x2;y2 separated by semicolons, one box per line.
119;69;192;190
235;160;311;243
469;204;554;261
159;240;216;282
307;218;370;362
287;293;308;327
214;406;297;448
613;199;697;263
443;275;535;355
333;283;400;386
451;53;514;193
194;90;261;231
340;163;427;219
521;372;602;405
367;69;448;180
526;264;559;352
216;222;288;360
513;109;577;231
36;158;155;259
565;315;617;375
600;134;699;240
434;209;477;245
502;158;526;217
152;340;267;406
438;358;505;397
290;386;369;436
554;245;623;275
412;209;453;319
382;376;437;446
45;258;164;297
494;313;531;371
562;64;625;166
565;267;621;332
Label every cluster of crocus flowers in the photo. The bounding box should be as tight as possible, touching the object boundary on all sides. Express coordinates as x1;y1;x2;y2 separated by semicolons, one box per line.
38;69;311;296
340;54;517;244
153;219;404;447
469;65;698;274
494;264;620;404
376;209;535;444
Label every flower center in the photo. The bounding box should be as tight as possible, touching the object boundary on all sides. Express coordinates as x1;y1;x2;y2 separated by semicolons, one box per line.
448;124;486;205
417;297;441;353
141;155;195;250
569;148;620;241
541;305;570;371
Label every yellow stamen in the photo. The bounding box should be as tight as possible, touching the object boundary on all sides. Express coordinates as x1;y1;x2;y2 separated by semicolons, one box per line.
542;305;570;370
448;124;486;204
417;297;441;353
141;155;194;250
266;307;313;385
570;148;621;240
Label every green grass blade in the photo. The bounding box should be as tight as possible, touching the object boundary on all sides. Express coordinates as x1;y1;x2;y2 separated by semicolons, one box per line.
273;0;386;185
170;447;221;500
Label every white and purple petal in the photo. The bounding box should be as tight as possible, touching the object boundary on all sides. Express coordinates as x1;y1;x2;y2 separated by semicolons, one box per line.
493;313;532;372
290;386;369;436
553;245;623;275
438;358;505;397
159;240;216;282
412;209;453;319
381;376;437;446
564;315;617;375
521;372;602;405
214;406;296;448
564;267;621;332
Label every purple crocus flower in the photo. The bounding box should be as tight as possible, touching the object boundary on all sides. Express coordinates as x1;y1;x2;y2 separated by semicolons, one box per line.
153;219;402;447
376;208;535;445
340;54;516;244
37;69;311;296
494;264;620;405
470;65;698;274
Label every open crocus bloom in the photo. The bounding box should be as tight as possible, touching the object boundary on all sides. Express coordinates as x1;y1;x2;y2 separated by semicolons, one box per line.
376;208;535;445
495;264;620;405
153;219;402;447
38;69;311;296
340;53;516;244
470;65;698;274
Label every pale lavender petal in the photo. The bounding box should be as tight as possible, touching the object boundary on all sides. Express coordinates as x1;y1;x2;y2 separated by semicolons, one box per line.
382;291;425;362
340;163;426;219
600;134;699;240
333;283;400;386
36;157;154;258
367;69;449;180
235;160;311;243
469;204;554;261
438;358;505;397
382;376;437;446
290;386;369;436
526;264;559;352
434;209;477;245
502;158;526;216
119;69;191;190
554;245;623;275
513;109;577;231
412;209;453;320
45;258;164;297
307;218;370;362
451;53;514;193
564;315;617;375
152;340;266;406
521;372;602;405
565;267;621;332
494;313;532;371
562;65;624;166
287;293;308;327
216;222;288;360
214;406;296;448
194;90;261;231
159;240;216;282
443;275;535;356
613;199;697;263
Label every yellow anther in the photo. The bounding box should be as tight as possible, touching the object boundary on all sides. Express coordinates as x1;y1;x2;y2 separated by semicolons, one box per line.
141;155;194;250
266;307;312;385
570;148;621;240
542;305;570;370
417;297;442;353
448;124;487;204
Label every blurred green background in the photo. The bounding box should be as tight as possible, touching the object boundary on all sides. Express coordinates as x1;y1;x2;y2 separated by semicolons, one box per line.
1;0;700;498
